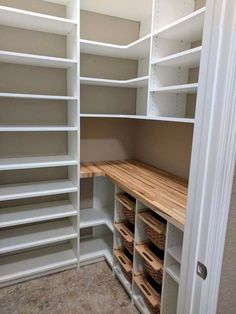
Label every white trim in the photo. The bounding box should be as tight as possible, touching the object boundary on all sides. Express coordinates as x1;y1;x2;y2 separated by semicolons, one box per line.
178;0;236;313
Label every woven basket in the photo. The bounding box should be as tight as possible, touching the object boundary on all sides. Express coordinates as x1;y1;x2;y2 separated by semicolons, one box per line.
114;249;133;283
123;208;135;224
139;212;166;251
115;222;134;255
134;274;161;314
116;193;136;224
144;261;163;285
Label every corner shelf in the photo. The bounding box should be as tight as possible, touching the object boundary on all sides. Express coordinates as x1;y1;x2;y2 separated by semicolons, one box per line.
150;83;198;93
80;235;113;266
0;220;77;255
0;200;77;229
80;35;151;60
80;114;195;123
152;46;202;68
0;5;77;35
0;179;78;201
0;51;77;69
0;243;77;286
80;207;114;232
153;7;206;41
0;155;78;170
80;76;149;88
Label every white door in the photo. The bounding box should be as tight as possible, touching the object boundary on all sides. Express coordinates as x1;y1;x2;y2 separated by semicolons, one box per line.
177;0;236;313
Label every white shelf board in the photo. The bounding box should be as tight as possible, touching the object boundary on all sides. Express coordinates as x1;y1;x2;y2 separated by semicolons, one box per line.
154;7;206;41
0;5;77;35
80;35;151;60
0;220;77;255
0;155;77;170
80;236;113;266
0;243;77;284
0;51;76;69
150;83;198;94
80;114;195;123
0;200;77;229
114;265;132;296
0;179;78;201
0;125;77;131
166;264;180;284
0;93;77;100
80;0;153;22
167;246;182;264
80;76;149;88
152;46;202;68
80;207;114;232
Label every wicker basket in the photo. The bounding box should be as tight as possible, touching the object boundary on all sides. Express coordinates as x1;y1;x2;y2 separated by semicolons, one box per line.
144;261;163;285
116;193;136;224
136;244;163;285
115;222;134;255
139;211;166;250
134;274;161;314
114;249;133;283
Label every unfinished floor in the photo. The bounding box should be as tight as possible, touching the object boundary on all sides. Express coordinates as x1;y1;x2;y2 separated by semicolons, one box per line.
0;261;139;314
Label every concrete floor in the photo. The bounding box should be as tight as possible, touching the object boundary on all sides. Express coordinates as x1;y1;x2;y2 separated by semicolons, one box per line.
0;261;139;314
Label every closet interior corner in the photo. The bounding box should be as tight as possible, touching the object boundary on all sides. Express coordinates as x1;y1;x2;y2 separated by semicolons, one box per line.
0;0;208;313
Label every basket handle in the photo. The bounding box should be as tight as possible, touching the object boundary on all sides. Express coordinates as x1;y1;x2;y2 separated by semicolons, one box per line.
141;214;165;234
142;251;163;271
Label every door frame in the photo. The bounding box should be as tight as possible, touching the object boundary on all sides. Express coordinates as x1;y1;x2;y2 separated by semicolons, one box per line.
177;0;236;313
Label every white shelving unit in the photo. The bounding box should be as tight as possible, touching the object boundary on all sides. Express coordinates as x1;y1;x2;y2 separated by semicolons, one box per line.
0;243;77;287
0;200;77;228
0;0;80;287
80;207;114;232
0;219;77;254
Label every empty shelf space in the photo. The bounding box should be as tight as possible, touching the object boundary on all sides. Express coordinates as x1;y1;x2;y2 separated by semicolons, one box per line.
150;83;198;93
80;235;113;266
80;114;195;123
0;179;78;201
0;243;77;285
167;246;182;263
0;200;77;228
0;125;77;131
154;7;206;41
0;220;77;255
0;51;77;69
80;35;151;60
80;76;149;88
0;155;78;170
0;93;77;100
80;207;114;232
152;46;202;67
165;263;180;284
0;5;77;35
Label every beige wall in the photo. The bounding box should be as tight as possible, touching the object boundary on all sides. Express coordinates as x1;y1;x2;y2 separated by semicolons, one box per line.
217;165;236;314
135;121;193;179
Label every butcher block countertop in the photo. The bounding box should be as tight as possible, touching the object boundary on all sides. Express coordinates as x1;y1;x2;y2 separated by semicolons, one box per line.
80;160;188;229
